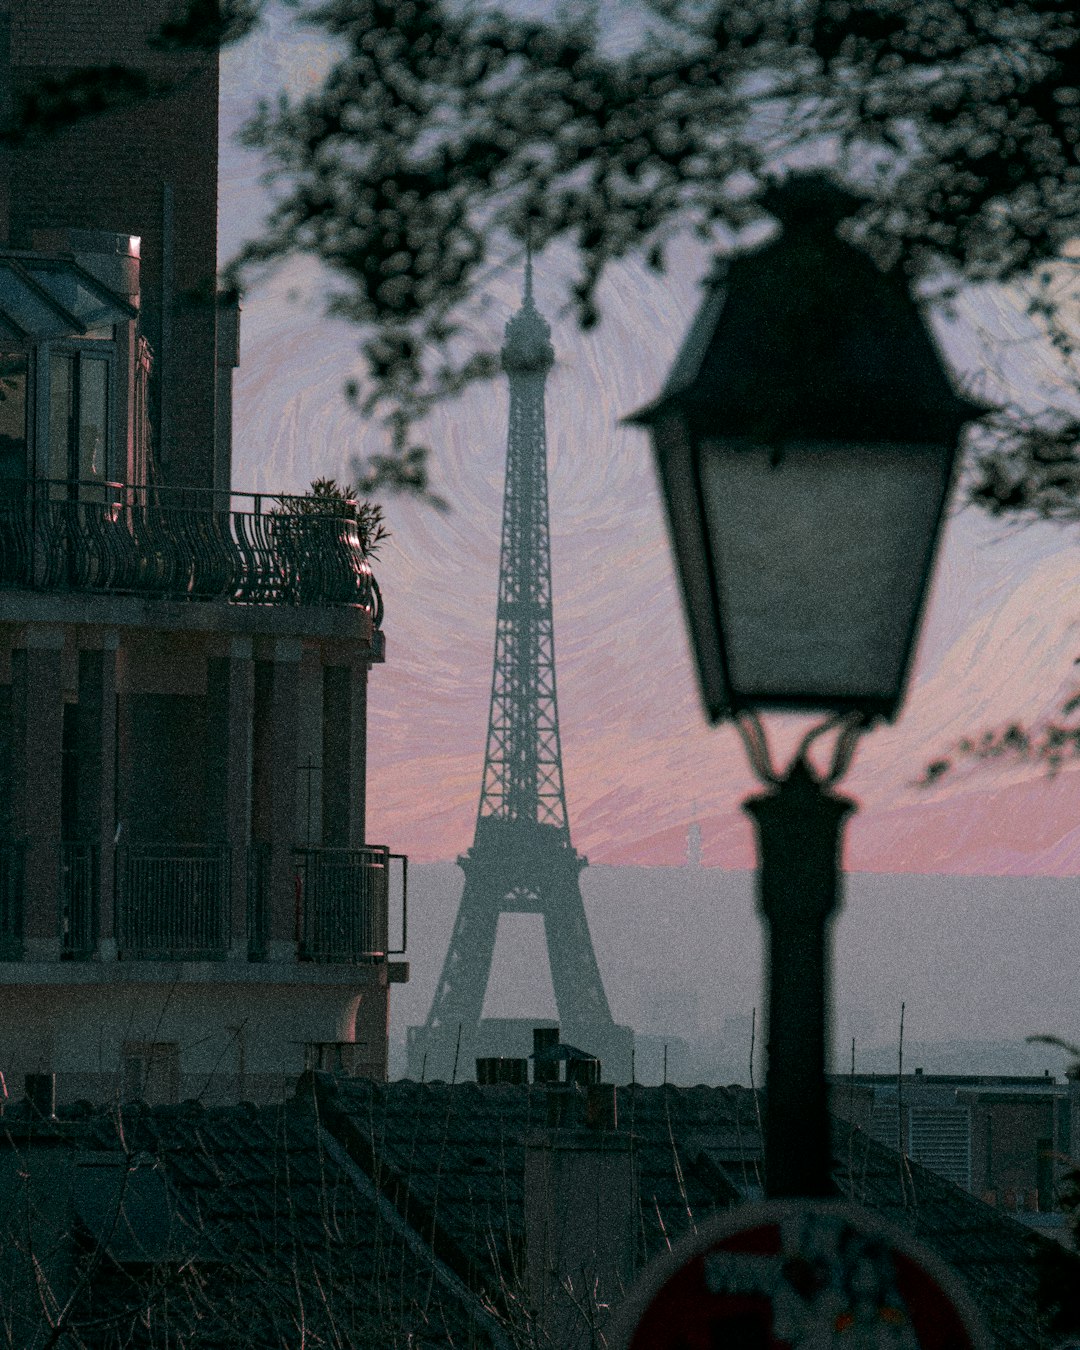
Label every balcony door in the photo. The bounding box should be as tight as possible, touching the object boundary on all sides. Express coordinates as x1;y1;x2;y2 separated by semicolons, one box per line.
48;349;111;493
0;352;28;501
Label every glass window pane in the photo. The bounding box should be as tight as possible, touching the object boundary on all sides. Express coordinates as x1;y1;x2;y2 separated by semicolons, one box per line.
0;264;73;338
49;352;74;483
0;353;28;493
22;263;120;331
78;357;109;482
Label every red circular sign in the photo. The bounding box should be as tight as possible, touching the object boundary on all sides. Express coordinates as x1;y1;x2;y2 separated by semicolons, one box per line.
610;1201;986;1350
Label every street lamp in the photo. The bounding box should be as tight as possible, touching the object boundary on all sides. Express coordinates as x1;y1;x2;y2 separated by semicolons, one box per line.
629;174;986;1199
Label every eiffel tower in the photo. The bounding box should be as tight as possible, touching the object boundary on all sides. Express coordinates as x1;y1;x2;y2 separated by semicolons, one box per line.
407;261;632;1083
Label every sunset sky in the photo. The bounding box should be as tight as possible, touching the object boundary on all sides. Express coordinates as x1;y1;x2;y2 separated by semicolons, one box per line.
220;18;1080;879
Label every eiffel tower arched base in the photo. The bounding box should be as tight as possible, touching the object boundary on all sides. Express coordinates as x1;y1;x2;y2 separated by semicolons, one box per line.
406;821;634;1084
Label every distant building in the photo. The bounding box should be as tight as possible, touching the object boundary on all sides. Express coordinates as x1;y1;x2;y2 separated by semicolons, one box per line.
831;1069;1079;1241
0;0;406;1106
630;1033;691;1086
686;819;702;868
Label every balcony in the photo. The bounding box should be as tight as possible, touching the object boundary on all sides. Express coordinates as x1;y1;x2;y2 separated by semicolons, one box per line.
115;844;230;961
293;847;392;962
0;842;405;963
0;479;382;621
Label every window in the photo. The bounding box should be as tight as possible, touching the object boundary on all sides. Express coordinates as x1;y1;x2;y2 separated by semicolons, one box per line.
0;352;28;492
121;1041;180;1104
304;1042;361;1075
49;349;111;485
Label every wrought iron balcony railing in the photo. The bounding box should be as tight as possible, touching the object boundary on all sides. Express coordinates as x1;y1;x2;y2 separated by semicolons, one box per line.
0;841;405;962
115;843;230;960
0;479;383;622
294;845;392;963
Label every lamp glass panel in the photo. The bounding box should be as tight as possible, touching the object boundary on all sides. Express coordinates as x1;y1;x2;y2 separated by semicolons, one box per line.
697;439;950;706
652;414;731;717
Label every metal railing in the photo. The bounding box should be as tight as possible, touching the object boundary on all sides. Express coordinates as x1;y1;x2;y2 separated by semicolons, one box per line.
115;843;229;960
0;843;24;958
60;841;98;959
294;845;391;962
0;479;383;622
0;841;405;962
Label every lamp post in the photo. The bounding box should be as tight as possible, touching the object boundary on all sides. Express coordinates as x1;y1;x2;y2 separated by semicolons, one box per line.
629;174;986;1199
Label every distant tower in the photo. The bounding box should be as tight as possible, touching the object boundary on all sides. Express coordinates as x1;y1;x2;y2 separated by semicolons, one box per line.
686;821;702;869
408;260;631;1081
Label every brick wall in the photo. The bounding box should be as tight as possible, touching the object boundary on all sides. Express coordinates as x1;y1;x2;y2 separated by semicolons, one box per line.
11;0;169;65
6;0;222;490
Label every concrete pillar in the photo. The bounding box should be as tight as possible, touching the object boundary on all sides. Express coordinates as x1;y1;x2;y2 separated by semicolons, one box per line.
13;628;65;961
251;660;272;849
353;966;389;1080
112;656;134;955
77;640;119;959
266;639;301;960
350;664;368;848
321;662;368;850
296;647;323;847
321;665;349;848
524;1112;636;1349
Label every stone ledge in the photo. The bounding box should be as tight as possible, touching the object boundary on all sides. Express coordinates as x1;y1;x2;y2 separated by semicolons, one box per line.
0;590;377;645
0;959;389;987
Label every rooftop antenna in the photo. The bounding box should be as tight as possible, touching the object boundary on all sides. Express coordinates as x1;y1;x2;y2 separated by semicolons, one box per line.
524;228;534;303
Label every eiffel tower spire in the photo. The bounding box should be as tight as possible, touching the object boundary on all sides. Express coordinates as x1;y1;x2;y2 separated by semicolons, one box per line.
408;265;630;1082
476;253;566;834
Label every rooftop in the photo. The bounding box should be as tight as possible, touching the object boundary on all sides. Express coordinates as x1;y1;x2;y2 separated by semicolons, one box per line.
2;1078;1074;1348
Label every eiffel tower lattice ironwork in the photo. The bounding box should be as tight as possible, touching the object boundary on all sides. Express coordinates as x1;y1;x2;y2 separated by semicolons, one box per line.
410;261;626;1082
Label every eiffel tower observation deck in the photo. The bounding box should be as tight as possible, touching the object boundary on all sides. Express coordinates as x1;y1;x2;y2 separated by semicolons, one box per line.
408;262;632;1082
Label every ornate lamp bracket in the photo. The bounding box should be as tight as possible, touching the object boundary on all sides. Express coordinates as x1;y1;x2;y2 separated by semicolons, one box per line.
735;710;873;789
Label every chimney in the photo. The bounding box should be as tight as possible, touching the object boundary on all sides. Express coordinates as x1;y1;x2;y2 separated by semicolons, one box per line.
567;1056;601;1086
524;1085;636;1349
476;1057;528;1085
532;1026;560;1084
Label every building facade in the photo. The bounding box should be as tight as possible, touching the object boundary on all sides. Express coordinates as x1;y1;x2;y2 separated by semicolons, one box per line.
0;2;406;1106
831;1070;1079;1240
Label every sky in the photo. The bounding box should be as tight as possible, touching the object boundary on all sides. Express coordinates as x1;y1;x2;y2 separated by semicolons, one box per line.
220;13;1080;879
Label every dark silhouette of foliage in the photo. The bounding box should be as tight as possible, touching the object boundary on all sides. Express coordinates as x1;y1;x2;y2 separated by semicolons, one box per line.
4;66;170;143
275;476;391;557
229;0;1080;495
152;0;264;50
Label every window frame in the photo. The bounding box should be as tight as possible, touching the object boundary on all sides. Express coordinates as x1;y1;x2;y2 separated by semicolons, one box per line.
0;342;35;488
38;337;119;488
